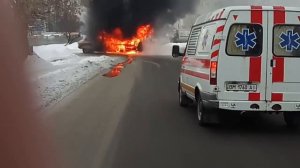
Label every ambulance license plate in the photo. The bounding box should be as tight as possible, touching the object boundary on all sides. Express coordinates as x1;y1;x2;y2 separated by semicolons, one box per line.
226;83;257;92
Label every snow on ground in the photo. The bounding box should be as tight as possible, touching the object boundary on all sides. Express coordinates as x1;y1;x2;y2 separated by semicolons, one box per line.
26;42;125;110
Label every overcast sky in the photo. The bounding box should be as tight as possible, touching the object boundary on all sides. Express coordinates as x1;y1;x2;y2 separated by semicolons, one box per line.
195;0;300;16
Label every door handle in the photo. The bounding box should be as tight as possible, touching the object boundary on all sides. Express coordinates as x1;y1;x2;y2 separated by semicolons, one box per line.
270;59;276;68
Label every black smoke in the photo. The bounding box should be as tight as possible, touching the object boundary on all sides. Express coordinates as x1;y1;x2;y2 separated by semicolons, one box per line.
88;0;198;39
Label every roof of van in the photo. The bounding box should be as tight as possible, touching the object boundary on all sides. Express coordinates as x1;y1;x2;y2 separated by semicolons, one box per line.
195;6;300;25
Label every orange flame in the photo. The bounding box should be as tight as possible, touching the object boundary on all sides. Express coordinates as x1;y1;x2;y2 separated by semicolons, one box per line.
99;25;153;55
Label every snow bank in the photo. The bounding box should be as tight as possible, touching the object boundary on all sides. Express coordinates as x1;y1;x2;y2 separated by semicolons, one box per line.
27;43;125;110
33;43;81;62
66;42;82;51
25;54;55;76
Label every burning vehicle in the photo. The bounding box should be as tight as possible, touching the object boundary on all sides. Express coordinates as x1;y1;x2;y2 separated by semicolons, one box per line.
99;25;153;55
79;25;153;55
84;0;197;55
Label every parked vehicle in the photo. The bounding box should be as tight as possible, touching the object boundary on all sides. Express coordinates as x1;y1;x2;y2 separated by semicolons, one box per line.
173;6;300;127
78;36;143;54
78;36;96;54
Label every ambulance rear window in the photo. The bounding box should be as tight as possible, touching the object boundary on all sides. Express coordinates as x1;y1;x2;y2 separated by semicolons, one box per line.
226;24;262;56
273;25;300;57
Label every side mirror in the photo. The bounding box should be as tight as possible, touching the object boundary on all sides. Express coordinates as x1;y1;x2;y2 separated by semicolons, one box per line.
172;45;184;57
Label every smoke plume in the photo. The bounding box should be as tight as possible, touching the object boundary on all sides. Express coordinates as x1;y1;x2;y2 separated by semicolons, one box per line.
88;0;198;39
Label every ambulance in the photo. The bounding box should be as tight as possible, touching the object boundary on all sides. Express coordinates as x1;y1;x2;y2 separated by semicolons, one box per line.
172;6;300;127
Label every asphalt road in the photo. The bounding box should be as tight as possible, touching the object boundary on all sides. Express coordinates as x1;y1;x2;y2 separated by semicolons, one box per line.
47;56;300;168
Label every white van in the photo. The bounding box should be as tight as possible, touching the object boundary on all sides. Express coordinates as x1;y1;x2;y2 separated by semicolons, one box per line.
172;6;300;127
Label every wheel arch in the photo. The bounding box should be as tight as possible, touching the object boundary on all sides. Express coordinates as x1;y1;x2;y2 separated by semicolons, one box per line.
195;83;203;101
178;76;184;92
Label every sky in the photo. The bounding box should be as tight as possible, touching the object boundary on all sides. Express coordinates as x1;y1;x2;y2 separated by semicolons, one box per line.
195;0;300;16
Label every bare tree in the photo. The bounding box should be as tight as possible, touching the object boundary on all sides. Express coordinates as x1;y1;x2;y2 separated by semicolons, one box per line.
10;0;38;56
56;0;81;44
13;0;81;44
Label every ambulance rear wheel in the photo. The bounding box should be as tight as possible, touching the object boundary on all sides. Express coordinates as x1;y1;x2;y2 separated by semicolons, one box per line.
197;97;209;126
179;86;188;107
284;112;300;128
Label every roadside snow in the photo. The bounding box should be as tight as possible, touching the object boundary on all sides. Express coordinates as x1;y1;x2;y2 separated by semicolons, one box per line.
33;43;81;62
26;43;125;110
25;54;55;76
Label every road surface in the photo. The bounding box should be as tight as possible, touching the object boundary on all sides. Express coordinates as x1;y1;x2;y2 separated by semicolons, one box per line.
47;56;300;168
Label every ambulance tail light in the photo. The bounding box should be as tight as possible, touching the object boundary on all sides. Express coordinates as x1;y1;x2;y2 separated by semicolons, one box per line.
210;61;218;85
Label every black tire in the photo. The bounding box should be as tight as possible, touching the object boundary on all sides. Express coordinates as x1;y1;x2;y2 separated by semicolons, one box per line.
179;86;189;107
197;96;209;126
284;112;300;128
83;48;93;54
